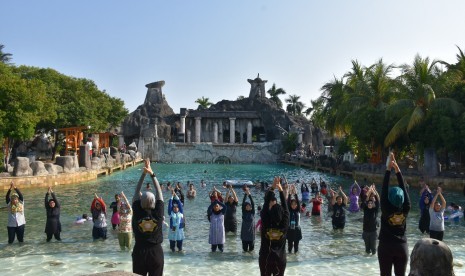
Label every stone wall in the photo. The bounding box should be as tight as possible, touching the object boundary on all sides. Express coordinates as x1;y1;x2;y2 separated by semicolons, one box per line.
0;169;101;191
157;140;282;163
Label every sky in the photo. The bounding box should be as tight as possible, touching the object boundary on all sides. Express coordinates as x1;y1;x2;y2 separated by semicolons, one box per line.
2;1;465;114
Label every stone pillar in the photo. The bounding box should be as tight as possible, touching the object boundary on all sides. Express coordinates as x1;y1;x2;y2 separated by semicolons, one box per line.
229;118;236;144
195;117;201;143
247;121;252;144
218;120;223;143
118;135;125;148
298;132;303;144
213;122;218;144
154;123;158;138
187;130;191;143
180;116;186;134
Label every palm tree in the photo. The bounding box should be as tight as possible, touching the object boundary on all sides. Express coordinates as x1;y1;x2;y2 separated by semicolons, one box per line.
267;83;286;109
384;54;463;146
313;76;350;136
345;59;395;111
195;96;213;110
285;94;305;116
0;44;13;64
439;45;465;82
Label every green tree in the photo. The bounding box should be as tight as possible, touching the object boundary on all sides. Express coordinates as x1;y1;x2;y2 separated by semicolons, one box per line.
285;94;305;116
11;66;128;132
0;44;12;64
195;96;213;109
267;83;286;109
384;55;463;146
344;59;397;153
311;77;349;136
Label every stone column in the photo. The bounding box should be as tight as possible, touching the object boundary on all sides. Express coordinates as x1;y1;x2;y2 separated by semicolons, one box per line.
213;122;218;144
118;135;125;148
180;116;186;134
298;132;303;144
229;118;236;144
247;121;252;144
218;120;223;143
187;130;191;143
180;116;186;142
195;117;201;143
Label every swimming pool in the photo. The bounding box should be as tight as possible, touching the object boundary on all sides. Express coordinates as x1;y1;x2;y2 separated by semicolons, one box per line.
1;163;464;275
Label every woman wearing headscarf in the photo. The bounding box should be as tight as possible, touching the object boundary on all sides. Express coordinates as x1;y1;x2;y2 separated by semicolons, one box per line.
132;159;164;276
91;193;107;240
6;182;26;244
241;186;255;252
259;176;289;276
207;192;227;252
378;152;411;276
45;186;61;242
168;187;185;252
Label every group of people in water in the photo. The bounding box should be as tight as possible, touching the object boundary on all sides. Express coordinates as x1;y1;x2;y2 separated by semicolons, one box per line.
4;153;460;275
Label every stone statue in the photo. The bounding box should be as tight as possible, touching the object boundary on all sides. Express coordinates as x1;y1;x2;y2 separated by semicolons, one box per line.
247;74;268;98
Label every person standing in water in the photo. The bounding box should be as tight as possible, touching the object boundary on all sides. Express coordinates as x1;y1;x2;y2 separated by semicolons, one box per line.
132;159;164;276
207;192;227;252
168;187;185;252
362;184;379;255
378;152;411;276
259;176;289;276
45;186;61;242
117;191;132;251
6;182;26;244
241;186;256;252
91;194;107;240
429;186;446;241
224;185;239;234
109;194;121;230
331;186;348;230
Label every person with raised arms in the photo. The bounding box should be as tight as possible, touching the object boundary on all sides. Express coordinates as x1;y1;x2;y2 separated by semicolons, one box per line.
258;176;289;276
378;152;411;276
131;159;164;276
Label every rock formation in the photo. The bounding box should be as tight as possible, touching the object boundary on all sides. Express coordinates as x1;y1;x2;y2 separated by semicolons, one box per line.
121;81;175;142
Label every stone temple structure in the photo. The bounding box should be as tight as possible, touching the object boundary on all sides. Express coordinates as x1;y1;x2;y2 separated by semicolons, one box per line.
120;75;327;163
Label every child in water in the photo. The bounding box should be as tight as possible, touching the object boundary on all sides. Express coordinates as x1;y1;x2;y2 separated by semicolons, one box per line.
207;193;226;252
287;185;302;254
168;188;185;252
348;181;361;213
91;194;107;240
331;186;348;230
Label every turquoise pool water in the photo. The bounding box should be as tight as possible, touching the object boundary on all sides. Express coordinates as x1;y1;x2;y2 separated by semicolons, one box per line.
0;163;464;275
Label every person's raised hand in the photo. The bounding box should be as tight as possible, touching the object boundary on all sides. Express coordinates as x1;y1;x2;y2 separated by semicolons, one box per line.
143;158;153;175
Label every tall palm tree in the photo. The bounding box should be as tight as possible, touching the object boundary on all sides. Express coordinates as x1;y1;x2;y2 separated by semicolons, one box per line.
346;59;395;111
313;76;350;136
195;96;213;110
267;83;286;109
384;54;463;146
0;44;13;64
285;94;305;116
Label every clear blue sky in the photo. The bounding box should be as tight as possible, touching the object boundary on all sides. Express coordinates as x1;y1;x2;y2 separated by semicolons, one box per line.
2;1;465;114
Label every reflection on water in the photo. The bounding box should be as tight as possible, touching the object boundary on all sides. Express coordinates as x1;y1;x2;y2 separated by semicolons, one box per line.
1;163;464;275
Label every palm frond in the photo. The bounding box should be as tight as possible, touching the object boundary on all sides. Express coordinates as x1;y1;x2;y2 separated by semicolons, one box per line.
406;106;425;132
385;99;414;119
384;114;410;146
431;98;464;116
